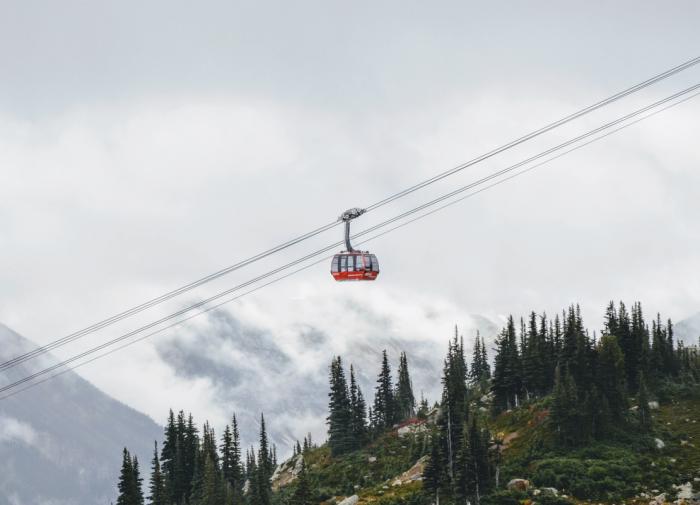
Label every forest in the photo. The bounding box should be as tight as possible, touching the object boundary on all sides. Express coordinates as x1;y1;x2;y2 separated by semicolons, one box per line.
113;301;700;505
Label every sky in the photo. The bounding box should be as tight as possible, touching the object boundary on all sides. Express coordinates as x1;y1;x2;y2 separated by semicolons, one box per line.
1;0;700;447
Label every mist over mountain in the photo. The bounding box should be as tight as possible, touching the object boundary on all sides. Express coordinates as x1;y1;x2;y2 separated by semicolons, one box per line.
0;323;162;505
675;312;700;345
153;303;501;455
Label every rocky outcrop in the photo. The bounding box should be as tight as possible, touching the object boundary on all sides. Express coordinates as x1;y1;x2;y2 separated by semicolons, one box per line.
338;495;359;505
507;479;530;492
271;454;304;491
397;420;429;438
389;455;429;486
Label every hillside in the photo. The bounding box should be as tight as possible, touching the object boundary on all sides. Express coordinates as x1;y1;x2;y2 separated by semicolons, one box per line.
272;390;700;505
108;300;700;505
0;323;162;505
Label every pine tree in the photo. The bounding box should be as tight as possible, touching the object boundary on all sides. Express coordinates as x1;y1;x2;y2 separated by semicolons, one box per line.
522;311;547;399
438;329;470;484
417;392;429;419
247;451;259;505
200;454;224;505
183;413;199;500
454;416;491;505
550;366;580;447
492;316;521;412
597;334;628;420
290;459;312;505
480;335;491;380
373;350;396;429
220;424;234;492
396;352;416;421
327;356;353;455
258;414;272;484
116;448;144;505
132;457;145;505
117;448;134;505
422;436;443;498
453;426;473;505
148;442;166;505
190;447;205;504
470;332;490;386
160;410;178;503
637;372;652;431
349;365;367;446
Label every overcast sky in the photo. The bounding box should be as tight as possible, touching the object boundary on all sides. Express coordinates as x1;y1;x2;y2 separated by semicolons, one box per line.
1;1;699;442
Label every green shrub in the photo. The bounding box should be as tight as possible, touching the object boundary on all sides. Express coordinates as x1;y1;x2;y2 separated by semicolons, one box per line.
480;490;523;505
537;494;574;505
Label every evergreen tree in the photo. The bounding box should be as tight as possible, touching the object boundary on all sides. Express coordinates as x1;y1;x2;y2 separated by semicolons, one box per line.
417;393;430;419
148;442;166;505
132;457;145;505
480;335;491;380
422;436;443;498
254;414;273;505
437;329;470;484
349;365;367;446
116;448;144;505
183;413;200;500
637;372;652;431
597;334;628;419
522;311;547;399
220;424;234;491
200;454;224;505
373;350;396;429
492;316;521;412
290;459;313;505
117;448;134;505
470;332;491;386
190;447;205;504
396;352;416;421
160;410;178;503
327;356;353;455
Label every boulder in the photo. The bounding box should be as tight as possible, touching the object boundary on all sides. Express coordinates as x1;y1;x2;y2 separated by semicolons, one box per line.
390;455;429;486
649;492;666;505
648;401;660;410
368;456;377;463
507;479;530;492
655;438;665;449
338;495;359;505
397;422;428;438
674;482;693;501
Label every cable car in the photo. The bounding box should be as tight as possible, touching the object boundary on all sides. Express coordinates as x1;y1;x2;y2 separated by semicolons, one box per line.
331;208;380;282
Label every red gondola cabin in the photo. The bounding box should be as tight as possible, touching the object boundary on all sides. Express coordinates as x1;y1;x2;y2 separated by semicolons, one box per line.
331;252;379;281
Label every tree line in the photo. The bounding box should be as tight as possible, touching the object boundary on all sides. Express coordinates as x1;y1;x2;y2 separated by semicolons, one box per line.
116;411;275;505
327;350;416;456
491;301;700;446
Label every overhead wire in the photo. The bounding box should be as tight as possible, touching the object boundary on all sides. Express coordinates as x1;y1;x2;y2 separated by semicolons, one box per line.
363;54;700;211
1;83;698;399
2;55;698;372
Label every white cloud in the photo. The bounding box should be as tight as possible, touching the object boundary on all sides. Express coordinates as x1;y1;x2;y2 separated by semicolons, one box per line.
0;416;38;445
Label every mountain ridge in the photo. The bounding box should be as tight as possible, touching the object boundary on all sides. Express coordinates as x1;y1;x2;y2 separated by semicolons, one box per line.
0;323;162;505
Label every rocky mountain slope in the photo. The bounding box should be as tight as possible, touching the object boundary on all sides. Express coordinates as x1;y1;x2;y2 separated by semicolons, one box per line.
0;323;162;505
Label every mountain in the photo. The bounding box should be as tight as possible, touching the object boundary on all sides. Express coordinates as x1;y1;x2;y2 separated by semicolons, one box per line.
0;323;162;505
675;312;700;345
